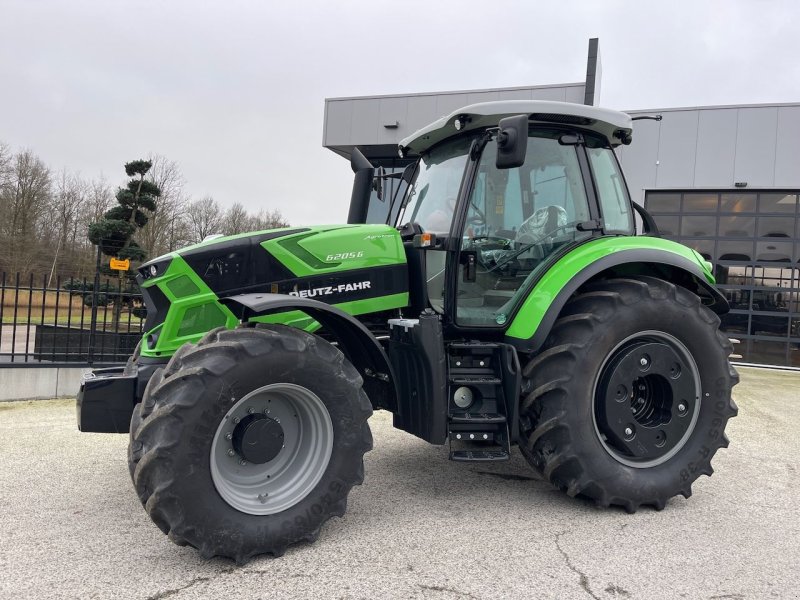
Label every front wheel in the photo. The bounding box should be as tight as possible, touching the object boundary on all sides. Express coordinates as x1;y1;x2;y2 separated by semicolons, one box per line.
128;324;373;563
518;276;738;511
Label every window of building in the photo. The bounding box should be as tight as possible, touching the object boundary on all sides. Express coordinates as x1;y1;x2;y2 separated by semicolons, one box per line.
645;189;800;368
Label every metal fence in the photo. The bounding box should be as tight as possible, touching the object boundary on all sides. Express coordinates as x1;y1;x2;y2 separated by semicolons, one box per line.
0;272;144;365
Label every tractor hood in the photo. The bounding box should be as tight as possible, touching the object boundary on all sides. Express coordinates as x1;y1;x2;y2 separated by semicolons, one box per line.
139;224;408;297
135;224;409;357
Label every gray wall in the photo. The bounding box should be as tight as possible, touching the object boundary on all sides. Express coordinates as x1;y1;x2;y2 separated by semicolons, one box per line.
618;103;800;203
0;367;85;401
324;83;586;158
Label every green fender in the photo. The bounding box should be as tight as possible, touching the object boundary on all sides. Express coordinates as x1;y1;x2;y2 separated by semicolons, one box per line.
504;236;728;354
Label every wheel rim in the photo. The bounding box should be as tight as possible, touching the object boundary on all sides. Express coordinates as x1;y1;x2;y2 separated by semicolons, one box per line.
592;331;701;468
210;383;334;515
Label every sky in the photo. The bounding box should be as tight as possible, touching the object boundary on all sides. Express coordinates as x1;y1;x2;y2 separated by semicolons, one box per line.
1;0;799;226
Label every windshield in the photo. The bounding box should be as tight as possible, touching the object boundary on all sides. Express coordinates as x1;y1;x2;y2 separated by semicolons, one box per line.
397;135;473;234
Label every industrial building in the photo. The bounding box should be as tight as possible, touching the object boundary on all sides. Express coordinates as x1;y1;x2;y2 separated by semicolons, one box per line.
322;40;800;368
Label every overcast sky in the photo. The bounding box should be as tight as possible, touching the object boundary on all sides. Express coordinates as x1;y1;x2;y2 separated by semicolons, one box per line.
2;0;799;225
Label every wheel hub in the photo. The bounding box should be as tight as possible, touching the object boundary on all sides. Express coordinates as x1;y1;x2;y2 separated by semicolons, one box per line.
594;333;701;468
209;383;334;515
232;414;284;464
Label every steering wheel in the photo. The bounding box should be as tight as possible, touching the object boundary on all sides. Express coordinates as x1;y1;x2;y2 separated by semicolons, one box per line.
488;222;579;273
467;235;512;249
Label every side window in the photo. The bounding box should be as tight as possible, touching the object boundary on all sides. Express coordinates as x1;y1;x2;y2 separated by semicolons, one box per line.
587;146;633;234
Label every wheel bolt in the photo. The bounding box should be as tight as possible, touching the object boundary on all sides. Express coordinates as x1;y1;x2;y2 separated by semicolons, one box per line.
225;432;232;440
624;427;633;436
640;357;648;366
232;416;240;424
678;403;687;412
227;449;235;457
239;459;247;466
248;407;255;414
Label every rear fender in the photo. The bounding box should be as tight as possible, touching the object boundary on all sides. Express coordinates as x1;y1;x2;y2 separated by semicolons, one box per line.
220;293;398;412
505;244;728;354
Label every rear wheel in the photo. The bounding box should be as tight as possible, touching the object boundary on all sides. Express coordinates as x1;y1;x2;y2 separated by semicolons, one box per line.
128;324;373;562
518;277;738;511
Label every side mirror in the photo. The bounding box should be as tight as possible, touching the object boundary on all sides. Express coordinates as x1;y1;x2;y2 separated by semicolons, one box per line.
496;114;529;169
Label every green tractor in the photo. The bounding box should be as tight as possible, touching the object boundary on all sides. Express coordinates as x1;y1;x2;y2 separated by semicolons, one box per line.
77;100;738;563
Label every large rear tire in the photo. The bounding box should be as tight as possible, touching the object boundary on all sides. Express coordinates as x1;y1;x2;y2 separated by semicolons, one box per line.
128;324;373;562
518;277;738;511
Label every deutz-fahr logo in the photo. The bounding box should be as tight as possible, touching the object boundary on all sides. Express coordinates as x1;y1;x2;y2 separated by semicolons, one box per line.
289;281;372;299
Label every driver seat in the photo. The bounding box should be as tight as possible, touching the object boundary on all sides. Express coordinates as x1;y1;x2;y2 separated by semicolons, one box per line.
516;205;568;245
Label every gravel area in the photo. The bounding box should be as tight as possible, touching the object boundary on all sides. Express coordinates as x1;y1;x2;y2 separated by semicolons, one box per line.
0;366;798;599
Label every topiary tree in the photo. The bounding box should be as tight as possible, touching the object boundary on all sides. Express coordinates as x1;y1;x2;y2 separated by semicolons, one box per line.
88;160;160;327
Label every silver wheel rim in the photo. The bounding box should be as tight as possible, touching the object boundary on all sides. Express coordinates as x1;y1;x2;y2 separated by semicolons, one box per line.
592;330;702;469
210;383;334;515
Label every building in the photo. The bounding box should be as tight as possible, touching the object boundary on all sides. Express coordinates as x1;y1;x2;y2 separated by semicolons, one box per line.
322;40;800;368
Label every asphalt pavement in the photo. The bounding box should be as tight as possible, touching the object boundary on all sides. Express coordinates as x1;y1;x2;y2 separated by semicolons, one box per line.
0;366;798;599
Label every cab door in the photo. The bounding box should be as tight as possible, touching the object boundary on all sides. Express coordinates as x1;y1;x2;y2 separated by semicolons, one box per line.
450;130;596;328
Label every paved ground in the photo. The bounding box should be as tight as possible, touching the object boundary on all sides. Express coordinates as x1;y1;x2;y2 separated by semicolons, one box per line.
0;367;798;600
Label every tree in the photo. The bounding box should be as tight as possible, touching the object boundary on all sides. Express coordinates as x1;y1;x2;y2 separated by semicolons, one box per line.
186;196;223;243
88;160;161;326
0;149;52;274
221;202;249;236
137;154;188;257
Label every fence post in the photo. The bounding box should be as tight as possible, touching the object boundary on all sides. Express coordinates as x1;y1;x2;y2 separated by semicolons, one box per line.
87;245;101;365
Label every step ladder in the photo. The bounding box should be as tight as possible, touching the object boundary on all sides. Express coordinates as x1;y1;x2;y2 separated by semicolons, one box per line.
447;342;512;462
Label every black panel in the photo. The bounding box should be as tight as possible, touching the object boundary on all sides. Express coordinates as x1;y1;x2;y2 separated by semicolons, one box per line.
388;312;447;444
77;368;137;433
181;229;307;294
140;282;170;333
270;264;408;305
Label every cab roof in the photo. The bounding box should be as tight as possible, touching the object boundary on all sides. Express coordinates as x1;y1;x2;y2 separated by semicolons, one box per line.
398;100;633;155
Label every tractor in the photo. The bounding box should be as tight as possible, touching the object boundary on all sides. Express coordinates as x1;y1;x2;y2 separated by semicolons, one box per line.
77;100;738;563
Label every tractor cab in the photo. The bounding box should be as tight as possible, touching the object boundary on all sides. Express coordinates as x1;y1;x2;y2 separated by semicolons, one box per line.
386;100;636;330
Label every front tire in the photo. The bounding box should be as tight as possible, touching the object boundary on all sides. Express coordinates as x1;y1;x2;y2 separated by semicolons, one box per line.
518;277;738;511
128;324;373;562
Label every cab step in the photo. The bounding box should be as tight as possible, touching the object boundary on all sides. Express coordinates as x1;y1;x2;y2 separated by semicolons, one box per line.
449;412;506;424
450;449;510;462
450;376;502;385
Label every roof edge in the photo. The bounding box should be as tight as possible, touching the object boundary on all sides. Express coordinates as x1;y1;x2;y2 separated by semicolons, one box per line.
325;82;584;103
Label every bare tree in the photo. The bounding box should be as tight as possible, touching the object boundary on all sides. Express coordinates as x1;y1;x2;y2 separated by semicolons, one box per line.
0;149;52;273
138;154;188;257
46;170;88;281
186;196;223;243
248;208;290;231
221;202;250;235
0;142;12;190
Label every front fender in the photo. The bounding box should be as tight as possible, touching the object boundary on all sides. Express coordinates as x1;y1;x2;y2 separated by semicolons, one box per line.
220;293;398;412
504;237;728;354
